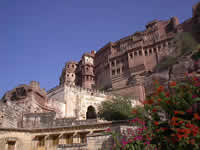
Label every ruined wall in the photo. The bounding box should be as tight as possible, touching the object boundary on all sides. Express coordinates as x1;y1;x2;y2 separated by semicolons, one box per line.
0;130;32;150
47;85;109;120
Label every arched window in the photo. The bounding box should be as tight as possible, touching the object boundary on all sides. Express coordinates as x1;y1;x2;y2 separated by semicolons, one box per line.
86;106;97;119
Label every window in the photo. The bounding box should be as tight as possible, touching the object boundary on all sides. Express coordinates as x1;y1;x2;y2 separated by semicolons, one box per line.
52;136;59;146
153;48;157;53
8;141;16;150
158;45;161;51
111;61;115;67
80;133;87;144
116;60;120;65
145;50;148;56
122;66;125;72
38;137;45;147
134;51;137;56
163;43;166;47
129;53;133;59
65;134;73;144
117;68;120;74
149;49;152;55
112;70;115;76
139;51;142;56
174;41;176;45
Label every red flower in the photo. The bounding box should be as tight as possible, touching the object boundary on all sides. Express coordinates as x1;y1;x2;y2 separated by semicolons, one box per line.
165;92;170;97
161;127;168;131
143;99;154;105
170;81;176;87
132;109;137;114
194;113;200;120
157;98;162;102
171;117;178;122
177;133;184;140
152;108;158;112
174;110;184;115
193;76;199;81
190;139;195;145
157;86;164;93
154;121;159;126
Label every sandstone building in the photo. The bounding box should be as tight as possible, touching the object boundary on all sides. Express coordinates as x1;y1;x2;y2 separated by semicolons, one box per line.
0;2;199;150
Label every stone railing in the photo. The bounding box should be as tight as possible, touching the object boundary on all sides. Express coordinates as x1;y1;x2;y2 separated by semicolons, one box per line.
57;143;87;150
52;119;98;127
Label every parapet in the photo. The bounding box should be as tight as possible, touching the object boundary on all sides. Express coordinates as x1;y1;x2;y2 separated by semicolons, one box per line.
29;81;40;90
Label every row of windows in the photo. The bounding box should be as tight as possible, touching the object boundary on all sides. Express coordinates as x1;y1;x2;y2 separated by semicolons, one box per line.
37;134;87;148
84;76;94;81
129;41;174;58
111;58;125;67
112;67;124;76
111;41;174;67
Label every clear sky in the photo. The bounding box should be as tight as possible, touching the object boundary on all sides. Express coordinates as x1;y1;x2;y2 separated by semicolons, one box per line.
0;0;199;98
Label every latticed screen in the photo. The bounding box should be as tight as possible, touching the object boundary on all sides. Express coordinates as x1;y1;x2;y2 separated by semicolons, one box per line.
38;137;45;147
52;136;59;146
80;134;87;144
65;134;73;144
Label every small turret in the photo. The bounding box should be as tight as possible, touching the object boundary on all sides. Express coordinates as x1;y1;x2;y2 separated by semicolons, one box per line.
59;61;78;86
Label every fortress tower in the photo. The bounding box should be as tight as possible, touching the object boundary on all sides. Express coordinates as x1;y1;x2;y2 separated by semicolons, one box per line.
59;61;78;86
79;51;96;89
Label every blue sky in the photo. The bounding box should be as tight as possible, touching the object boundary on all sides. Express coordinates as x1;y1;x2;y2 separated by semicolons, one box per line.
0;0;199;98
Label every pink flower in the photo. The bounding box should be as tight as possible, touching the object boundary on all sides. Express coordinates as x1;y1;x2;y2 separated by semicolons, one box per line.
106;128;111;133
192;95;198;99
122;139;128;146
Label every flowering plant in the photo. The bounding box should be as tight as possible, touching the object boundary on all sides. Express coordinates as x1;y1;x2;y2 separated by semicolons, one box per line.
107;75;200;150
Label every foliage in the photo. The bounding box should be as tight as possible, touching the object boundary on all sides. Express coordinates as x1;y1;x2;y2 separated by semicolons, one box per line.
154;32;199;72
192;50;200;61
154;56;177;71
174;32;199;56
98;96;134;121
106;75;200;150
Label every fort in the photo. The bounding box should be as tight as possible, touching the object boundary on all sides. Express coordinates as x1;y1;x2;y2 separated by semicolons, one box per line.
0;2;200;150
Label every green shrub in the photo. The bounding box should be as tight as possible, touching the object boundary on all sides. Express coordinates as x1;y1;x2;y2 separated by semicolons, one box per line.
154;56;177;71
175;32;199;56
98;96;134;121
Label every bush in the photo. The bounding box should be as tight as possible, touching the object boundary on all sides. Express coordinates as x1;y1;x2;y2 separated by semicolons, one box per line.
107;75;200;150
175;32;199;56
154;56;177;71
98;96;134;121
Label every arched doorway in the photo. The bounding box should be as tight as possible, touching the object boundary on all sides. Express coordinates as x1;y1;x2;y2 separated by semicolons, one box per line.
86;106;97;119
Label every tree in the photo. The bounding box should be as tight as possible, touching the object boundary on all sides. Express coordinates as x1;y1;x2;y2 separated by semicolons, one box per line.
98;96;134;121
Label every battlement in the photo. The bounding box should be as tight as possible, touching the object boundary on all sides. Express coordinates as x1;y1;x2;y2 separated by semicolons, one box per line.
66;85;109;97
48;84;109;98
